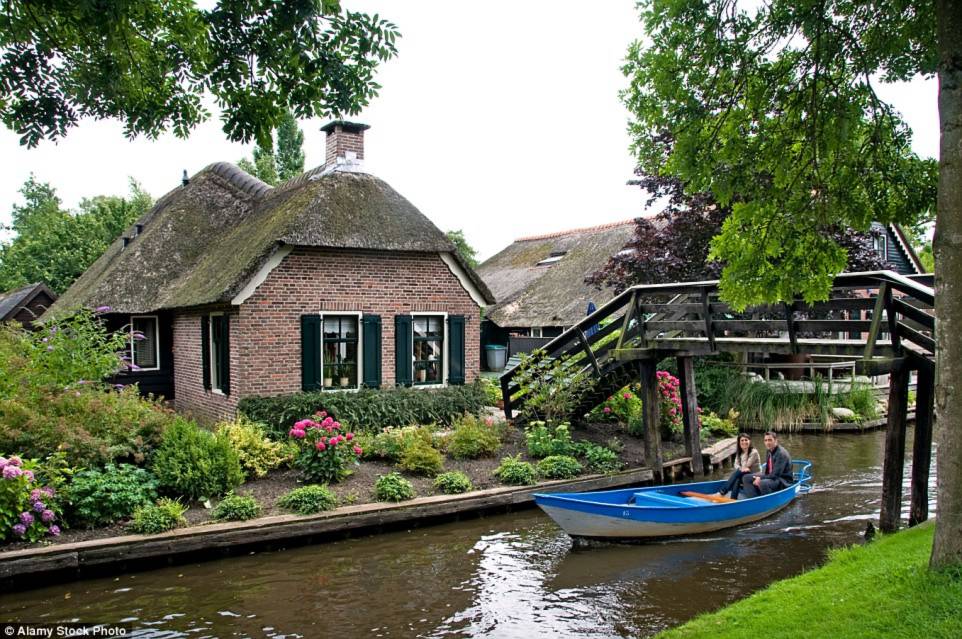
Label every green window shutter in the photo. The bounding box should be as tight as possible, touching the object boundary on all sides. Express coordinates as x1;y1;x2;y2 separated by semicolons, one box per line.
362;314;382;388
448;315;466;385
394;315;412;387
220;314;231;396
301;315;321;391
201;315;211;391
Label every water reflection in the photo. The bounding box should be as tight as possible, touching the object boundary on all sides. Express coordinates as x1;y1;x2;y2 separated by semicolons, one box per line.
0;430;936;639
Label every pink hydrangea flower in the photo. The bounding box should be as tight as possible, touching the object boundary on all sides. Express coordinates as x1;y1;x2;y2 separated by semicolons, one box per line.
289;428;307;439
294;419;313;431
623;392;631;399
41;509;55;523
3;465;22;480
316;441;327;451
332;421;341;430
603;406;612;414
0;457;7;469
345;432;354;441
353;446;363;456
9;456;22;467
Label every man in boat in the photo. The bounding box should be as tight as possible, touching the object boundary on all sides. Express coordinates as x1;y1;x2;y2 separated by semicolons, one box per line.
740;431;794;498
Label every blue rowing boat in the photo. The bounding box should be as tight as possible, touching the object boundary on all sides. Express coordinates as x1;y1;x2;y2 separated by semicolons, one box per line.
534;460;813;540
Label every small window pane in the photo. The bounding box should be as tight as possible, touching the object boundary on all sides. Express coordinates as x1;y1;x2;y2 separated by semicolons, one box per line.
412;315;444;385
132;317;158;369
322;315;359;389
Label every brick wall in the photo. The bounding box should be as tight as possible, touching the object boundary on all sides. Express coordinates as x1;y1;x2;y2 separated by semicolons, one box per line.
171;247;482;418
172;309;240;423
324;126;365;166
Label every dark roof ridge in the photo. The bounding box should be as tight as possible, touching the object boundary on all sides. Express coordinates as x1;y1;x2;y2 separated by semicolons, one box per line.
204;162;274;198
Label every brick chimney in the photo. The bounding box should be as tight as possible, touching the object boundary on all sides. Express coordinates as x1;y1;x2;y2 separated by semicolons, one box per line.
321;120;370;167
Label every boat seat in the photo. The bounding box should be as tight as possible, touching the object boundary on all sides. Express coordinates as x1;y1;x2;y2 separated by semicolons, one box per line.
632;492;694;507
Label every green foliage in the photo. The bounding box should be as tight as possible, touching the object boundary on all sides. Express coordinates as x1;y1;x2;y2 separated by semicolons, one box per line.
150;421;243;501
537;455;582;480
576;442;622;474
278;484;337;515
623;0;936;310
238;140;278;185
398;441;444;477
494;455;536;486
838;384;881;422
433;471;473;495
447;413;501;460
700;410;739;438
512;350;594;424
67;464;158;528
525;421;576;459
918;241;935;273
211;492;260;521
657;523;962;639
374;472;415;502
2;2;399;147
216;417;289;479
0;177;153;293
478;376;502;406
238;383;487;437
276;111;306;181
362;426;435;463
127;498;186;535
588;385;642;424
445;230;479;269
715;376;831;430
0;384;176;468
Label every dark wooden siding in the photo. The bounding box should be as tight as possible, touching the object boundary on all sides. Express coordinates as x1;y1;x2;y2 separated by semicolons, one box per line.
883;227;918;275
104;312;175;399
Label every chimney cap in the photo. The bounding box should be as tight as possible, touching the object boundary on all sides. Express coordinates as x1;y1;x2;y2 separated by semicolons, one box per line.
320;120;370;134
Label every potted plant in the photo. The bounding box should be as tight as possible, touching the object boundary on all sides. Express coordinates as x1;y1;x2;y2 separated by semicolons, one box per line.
416;366;427;383
339;363;351;388
323;360;334;388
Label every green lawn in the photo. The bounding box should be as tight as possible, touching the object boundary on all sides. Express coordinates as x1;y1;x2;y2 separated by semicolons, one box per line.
658;521;962;639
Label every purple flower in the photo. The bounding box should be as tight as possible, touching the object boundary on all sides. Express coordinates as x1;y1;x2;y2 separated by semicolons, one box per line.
46;345;54;351
30;489;42;500
9;456;22;467
48;525;61;536
128;364;141;371
20;512;34;525
42;487;54;498
114;384;126;390
23;470;34;481
95;305;111;313
2;465;22;480
33;501;46;513
12;524;26;537
41;510;55;523
0;457;7;469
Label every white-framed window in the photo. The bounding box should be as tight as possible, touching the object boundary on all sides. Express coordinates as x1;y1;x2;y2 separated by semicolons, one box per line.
321;312;362;390
874;234;888;261
412;313;446;386
130;315;160;371
530;327;543;338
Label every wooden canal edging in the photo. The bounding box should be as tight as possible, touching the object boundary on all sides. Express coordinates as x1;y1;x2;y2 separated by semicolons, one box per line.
0;466;656;589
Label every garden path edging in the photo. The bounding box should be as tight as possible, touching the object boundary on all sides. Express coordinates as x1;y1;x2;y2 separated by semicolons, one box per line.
0;466;655;588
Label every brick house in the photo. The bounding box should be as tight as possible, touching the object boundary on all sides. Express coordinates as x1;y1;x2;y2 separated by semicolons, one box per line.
0;282;57;329
49;122;494;421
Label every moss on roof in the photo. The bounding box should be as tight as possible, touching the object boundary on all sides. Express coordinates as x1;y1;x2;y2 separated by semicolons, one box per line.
50;163;494;315
477;222;637;327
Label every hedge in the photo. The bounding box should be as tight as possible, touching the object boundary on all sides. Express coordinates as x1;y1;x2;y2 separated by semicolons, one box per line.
237;382;488;437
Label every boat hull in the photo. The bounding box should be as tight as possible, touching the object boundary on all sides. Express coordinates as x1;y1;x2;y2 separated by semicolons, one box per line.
534;476;805;540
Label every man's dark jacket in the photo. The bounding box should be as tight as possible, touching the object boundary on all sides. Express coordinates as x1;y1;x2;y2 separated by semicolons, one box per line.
760;444;794;488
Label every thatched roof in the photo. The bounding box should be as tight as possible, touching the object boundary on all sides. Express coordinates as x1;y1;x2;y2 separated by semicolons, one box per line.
51;163;493;315
0;282;55;322
478;220;638;327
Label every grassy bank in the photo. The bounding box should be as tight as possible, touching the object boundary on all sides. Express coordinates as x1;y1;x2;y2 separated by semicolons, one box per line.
659;522;962;639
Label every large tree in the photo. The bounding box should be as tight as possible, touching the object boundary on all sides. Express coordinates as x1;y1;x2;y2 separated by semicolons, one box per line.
0;177;152;293
624;0;959;568
0;1;398;147
238;111;305;185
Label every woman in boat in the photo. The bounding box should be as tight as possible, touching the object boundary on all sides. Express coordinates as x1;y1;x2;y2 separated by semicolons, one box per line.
718;433;760;499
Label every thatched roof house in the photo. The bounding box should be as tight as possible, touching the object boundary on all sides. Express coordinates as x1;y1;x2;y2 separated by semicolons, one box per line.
51;122;494;421
0;282;56;328
477;220;637;333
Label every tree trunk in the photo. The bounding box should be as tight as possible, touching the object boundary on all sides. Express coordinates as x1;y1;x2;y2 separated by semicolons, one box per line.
932;0;962;569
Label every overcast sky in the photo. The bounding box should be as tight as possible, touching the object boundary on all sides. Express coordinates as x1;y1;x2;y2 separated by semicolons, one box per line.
0;1;939;262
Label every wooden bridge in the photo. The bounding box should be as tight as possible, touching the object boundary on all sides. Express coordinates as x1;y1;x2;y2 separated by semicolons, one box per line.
499;270;935;534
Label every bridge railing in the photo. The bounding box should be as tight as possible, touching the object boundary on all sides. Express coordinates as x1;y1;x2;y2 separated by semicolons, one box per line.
500;270;934;419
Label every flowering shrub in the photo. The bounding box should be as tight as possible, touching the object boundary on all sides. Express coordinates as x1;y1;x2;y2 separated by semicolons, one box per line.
588;386;643;424
446;414;501;460
288;412;363;483
0;455;63;542
525;421;577;459
656;371;684;439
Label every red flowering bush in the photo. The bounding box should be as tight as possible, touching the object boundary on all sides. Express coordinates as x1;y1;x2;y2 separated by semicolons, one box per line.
288;412;363;483
656;371;684;438
588;386;642;424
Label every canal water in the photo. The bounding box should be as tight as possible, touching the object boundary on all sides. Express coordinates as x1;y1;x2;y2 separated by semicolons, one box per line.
1;430;935;638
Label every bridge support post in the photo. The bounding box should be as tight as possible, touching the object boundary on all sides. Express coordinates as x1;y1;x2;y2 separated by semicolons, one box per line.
678;356;705;476
909;364;935;527
640;360;664;483
880;363;910;533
